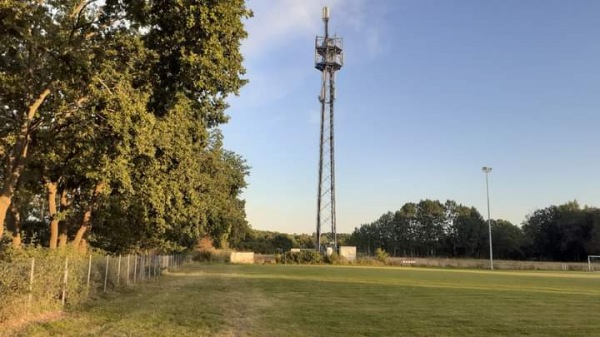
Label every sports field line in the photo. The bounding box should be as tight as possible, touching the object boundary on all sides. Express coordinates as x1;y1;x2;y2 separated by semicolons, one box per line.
168;269;600;297
307;264;600;279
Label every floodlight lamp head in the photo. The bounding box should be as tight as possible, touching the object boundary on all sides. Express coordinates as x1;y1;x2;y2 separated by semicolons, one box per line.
482;166;492;173
322;7;330;21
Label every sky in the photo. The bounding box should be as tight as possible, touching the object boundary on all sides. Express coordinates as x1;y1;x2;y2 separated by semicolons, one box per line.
222;0;600;235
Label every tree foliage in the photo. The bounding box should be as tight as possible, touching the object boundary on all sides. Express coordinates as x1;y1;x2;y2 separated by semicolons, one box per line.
522;201;600;261
0;0;252;252
349;199;599;262
235;230;318;254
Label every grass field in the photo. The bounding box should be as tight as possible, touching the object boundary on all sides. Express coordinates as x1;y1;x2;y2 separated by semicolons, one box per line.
10;263;600;336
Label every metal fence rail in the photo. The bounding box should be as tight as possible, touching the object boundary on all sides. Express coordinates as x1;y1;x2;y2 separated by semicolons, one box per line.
0;253;186;324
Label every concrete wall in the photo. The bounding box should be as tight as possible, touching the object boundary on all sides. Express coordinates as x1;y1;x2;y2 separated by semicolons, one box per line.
230;252;255;264
339;246;356;262
326;247;334;256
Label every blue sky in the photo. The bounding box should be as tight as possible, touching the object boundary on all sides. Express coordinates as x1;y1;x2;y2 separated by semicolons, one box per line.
223;0;600;234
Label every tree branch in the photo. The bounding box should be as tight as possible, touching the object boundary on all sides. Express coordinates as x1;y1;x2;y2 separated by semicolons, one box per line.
26;88;51;123
70;0;92;19
94;76;113;95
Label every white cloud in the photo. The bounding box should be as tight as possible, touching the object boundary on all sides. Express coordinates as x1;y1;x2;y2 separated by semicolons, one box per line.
242;0;328;58
233;0;386;108
242;0;387;59
229;62;312;109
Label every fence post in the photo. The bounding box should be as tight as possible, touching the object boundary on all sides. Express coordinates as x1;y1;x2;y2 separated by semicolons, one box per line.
62;257;69;307
87;254;92;287
152;255;156;280
117;255;122;286
103;255;109;293
150;255;154;280
126;254;130;285
133;255;138;283
28;258;35;313
153;255;156;279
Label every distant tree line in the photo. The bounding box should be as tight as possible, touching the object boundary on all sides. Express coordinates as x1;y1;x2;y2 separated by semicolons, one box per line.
234;230;351;254
347;200;600;262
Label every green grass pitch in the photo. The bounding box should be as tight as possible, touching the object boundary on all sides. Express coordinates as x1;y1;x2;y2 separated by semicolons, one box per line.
15;263;600;336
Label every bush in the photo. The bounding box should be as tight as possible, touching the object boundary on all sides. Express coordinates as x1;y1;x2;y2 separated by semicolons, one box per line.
196;236;215;250
355;257;385;266
0;247;102;324
375;248;389;263
277;250;323;264
191;249;230;263
324;252;342;264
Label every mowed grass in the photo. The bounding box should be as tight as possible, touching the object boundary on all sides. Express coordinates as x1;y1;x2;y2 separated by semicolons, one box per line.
11;263;600;337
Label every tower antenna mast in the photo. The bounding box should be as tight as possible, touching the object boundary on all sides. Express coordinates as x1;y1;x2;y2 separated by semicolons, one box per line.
315;6;343;252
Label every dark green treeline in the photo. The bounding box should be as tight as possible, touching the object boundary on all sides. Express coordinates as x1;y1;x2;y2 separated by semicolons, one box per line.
347;200;600;262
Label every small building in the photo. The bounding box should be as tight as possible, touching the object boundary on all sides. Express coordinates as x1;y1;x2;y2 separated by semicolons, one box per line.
230;252;254;264
339;246;356;262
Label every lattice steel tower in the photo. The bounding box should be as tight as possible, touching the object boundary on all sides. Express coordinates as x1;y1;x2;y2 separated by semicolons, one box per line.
315;7;343;252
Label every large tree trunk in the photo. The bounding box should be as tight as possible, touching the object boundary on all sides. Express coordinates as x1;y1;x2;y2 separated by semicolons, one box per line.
10;202;21;248
46;180;59;249
72;207;92;249
72;182;105;248
0;89;51;238
58;189;71;249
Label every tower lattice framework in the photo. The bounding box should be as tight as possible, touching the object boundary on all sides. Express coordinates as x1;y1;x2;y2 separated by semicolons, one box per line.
315;7;343;252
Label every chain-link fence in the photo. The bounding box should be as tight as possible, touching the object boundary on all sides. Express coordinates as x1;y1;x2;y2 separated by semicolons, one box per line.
0;253;186;324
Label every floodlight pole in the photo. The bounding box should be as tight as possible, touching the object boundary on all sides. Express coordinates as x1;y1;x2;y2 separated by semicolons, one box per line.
482;166;494;270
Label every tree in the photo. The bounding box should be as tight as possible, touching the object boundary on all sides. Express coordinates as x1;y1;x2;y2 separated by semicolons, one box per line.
522;206;560;260
521;201;600;261
0;0;117;238
391;203;418;256
490;220;524;259
415;200;446;256
445;206;487;258
350;199;527;260
1;0;252;252
585;210;600;255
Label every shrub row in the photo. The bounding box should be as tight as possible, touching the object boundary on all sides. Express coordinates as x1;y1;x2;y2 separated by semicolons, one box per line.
0;247;101;324
191;249;231;263
0;246;183;326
